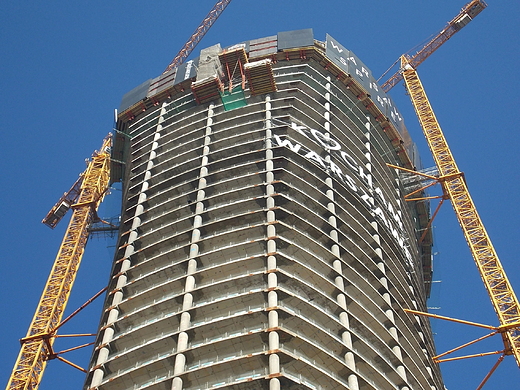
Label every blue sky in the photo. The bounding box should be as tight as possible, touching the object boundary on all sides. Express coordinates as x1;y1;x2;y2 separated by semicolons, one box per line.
1;1;519;389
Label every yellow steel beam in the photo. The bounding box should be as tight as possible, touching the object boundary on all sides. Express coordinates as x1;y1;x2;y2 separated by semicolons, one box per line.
400;56;520;367
6;135;111;390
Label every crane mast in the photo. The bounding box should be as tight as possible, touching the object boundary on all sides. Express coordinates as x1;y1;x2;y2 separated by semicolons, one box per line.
6;136;111;390
380;0;487;92
400;57;520;366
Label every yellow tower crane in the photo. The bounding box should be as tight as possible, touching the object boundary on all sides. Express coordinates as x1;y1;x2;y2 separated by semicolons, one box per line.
6;135;112;390
377;0;519;384
398;57;520;386
6;0;233;387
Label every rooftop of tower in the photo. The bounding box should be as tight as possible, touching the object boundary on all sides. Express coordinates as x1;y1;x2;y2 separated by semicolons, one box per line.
116;30;412;162
112;29;434;295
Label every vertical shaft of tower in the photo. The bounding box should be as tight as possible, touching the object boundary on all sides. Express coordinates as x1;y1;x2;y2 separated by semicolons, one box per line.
84;31;445;390
264;94;282;390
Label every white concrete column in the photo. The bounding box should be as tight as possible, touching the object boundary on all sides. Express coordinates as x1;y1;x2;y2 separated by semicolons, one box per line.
267;255;277;271
397;365;408;382
321;108;359;373
268;291;278;307
345;351;356;370
393;345;403;361
171;377;183;390
171;103;215;390
389;326;399;340
267;224;276;238
269;331;279;349
268;273;278;289
372;222;383;261
348;374;360;390
269;354;280;374
88;102;169;389
269;378;281;390
268;310;279;328
173;353;186;376
177;332;189;352
90;369;104;388
264;94;281;380
339;312;350;327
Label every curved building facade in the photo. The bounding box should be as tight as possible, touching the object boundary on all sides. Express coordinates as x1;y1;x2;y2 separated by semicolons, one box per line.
85;30;442;390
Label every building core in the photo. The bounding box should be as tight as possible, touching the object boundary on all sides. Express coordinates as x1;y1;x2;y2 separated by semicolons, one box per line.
84;29;442;390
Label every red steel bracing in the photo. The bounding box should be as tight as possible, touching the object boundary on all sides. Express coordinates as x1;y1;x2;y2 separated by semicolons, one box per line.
163;0;232;74
380;0;487;92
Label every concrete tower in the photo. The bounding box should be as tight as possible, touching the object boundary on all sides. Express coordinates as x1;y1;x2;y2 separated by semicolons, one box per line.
84;30;443;390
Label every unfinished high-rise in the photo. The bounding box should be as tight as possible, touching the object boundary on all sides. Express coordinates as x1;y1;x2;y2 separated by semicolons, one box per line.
84;29;443;390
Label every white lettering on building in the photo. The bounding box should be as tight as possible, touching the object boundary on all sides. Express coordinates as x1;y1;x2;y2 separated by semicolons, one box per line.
273;124;413;265
184;60;194;80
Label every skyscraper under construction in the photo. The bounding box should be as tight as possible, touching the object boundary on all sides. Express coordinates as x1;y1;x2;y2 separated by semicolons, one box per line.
84;29;443;390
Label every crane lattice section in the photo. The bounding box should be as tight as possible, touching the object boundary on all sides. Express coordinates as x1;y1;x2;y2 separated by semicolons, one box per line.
401;58;520;366
6;136;111;390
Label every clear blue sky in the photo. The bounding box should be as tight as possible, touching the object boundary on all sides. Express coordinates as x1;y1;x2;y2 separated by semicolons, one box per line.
1;1;519;389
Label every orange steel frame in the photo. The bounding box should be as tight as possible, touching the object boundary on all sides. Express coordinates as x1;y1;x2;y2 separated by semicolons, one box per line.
400;56;520;376
163;0;232;74
6;136;111;390
380;0;487;92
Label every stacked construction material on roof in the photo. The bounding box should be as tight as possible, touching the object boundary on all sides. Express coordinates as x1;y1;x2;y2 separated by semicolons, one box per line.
244;59;276;95
191;76;224;104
